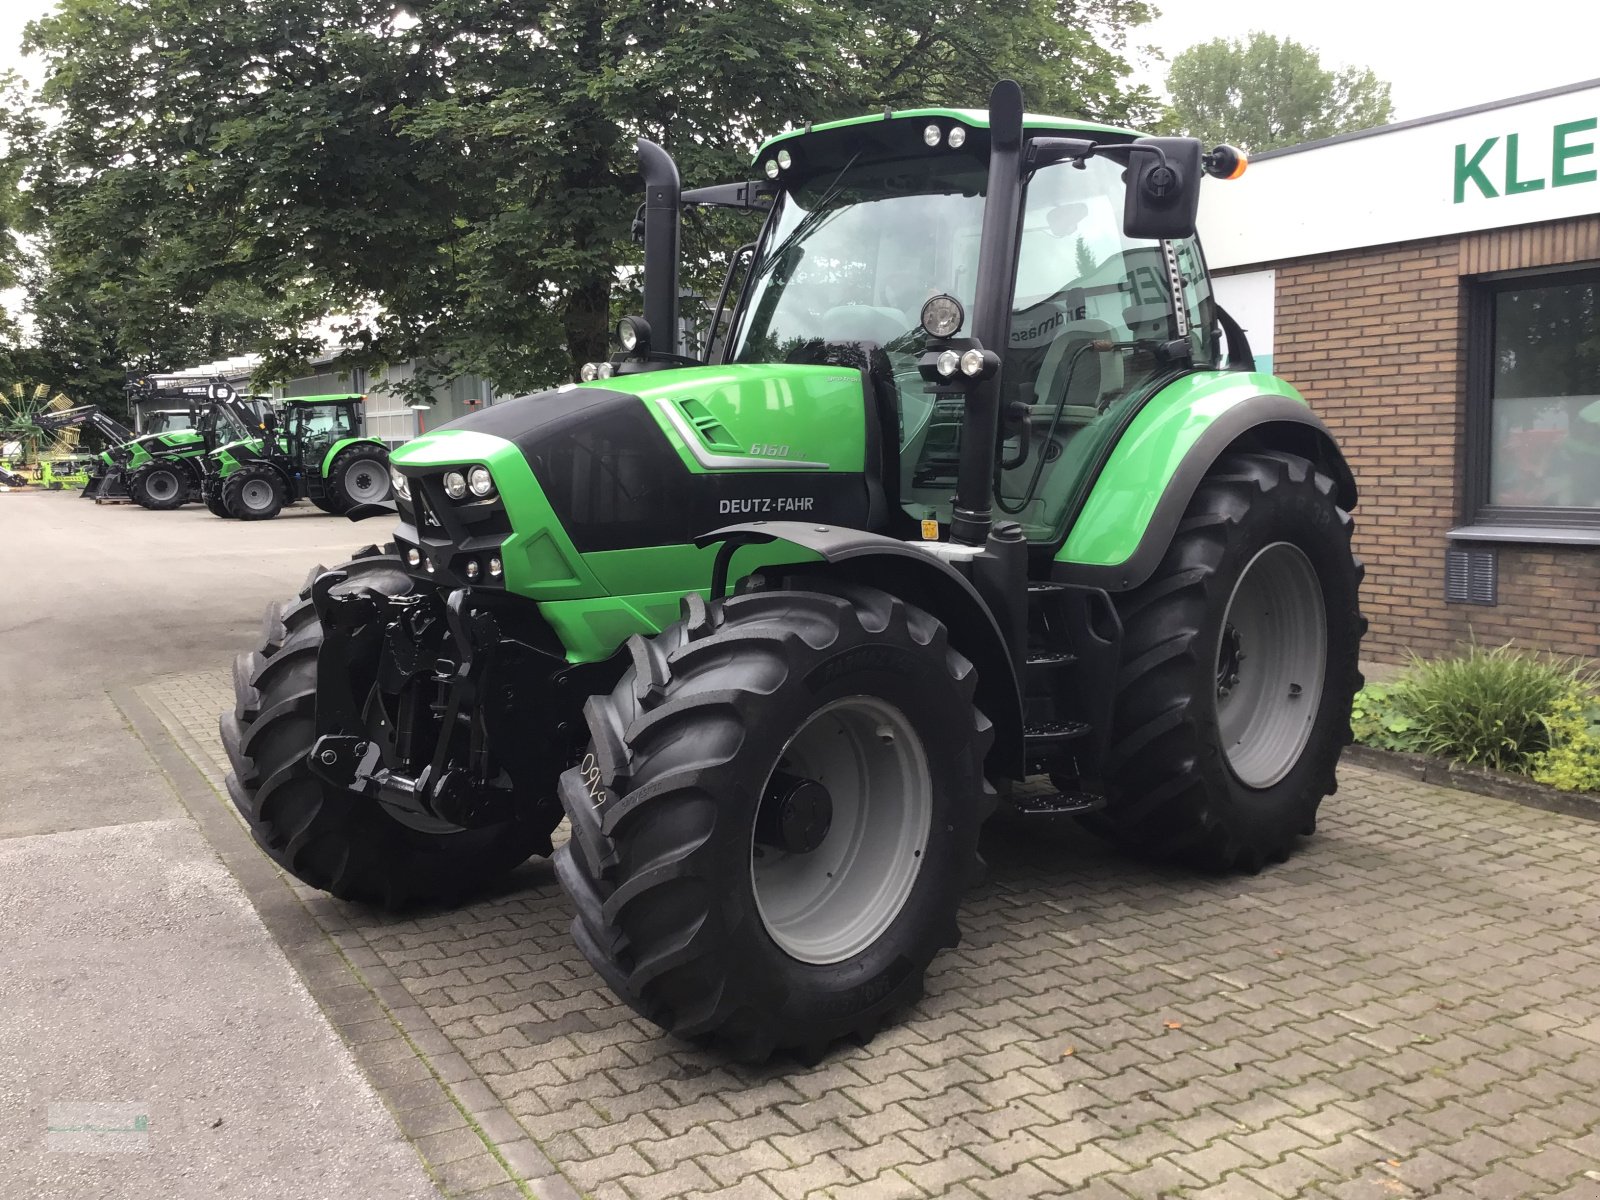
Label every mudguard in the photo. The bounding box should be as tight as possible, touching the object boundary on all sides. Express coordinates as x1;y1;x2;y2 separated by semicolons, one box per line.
697;521;1025;779
320;436;388;480
1053;373;1357;592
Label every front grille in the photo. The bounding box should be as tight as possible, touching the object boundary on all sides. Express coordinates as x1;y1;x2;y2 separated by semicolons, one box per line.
394;467;512;589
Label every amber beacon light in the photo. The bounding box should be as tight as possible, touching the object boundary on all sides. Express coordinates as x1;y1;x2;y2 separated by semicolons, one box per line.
1203;144;1248;180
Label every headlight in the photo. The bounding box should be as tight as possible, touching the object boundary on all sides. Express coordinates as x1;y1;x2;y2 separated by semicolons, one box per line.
579;362;598;382
390;467;411;500
935;349;961;378
468;466;495;498
443;470;467;500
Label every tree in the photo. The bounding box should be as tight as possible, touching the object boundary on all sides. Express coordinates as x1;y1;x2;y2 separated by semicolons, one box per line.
14;0;1161;403
1163;32;1393;154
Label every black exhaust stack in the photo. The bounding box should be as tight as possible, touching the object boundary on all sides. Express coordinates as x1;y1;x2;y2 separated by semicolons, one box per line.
637;139;682;356
950;80;1025;547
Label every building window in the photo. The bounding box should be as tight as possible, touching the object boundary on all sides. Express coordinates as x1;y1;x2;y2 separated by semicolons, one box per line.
1467;268;1600;529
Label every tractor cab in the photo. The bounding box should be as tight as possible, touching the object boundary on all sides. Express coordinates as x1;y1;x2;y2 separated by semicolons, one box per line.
274;395;363;466
722;114;1224;546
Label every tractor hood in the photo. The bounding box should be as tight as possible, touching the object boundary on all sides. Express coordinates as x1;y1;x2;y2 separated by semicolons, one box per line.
418;365;867;478
387;364;881;600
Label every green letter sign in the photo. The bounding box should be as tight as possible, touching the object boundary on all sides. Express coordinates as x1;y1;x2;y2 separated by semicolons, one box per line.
1553;118;1598;187
1454;138;1499;202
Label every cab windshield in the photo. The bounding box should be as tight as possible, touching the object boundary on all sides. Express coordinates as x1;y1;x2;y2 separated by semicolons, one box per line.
730;149;1217;541
145;411;195;435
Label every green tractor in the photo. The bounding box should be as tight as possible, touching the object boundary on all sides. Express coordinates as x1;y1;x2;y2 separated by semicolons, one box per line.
83;375;248;506
222;83;1364;1061
203;393;390;520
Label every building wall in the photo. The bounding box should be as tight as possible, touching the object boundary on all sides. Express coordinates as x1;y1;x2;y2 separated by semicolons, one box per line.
1222;214;1600;663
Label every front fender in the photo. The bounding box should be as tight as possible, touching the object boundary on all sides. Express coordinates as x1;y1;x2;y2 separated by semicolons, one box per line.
1054;372;1357;591
698;521;1025;780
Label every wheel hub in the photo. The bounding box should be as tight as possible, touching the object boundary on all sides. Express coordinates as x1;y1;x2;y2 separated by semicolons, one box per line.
755;773;834;854
149;472;177;499
750;695;932;965
1216;624;1244;697
1213;541;1328;789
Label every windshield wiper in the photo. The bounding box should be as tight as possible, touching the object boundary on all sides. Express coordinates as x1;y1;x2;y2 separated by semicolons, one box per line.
754;150;862;277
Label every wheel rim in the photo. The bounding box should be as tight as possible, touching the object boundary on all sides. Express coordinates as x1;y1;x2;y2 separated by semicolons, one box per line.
1213;541;1328;789
751;695;932;965
345;459;388;503
240;479;274;511
147;471;178;500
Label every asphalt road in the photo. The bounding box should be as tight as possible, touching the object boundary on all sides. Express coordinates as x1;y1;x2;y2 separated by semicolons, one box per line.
0;490;440;1200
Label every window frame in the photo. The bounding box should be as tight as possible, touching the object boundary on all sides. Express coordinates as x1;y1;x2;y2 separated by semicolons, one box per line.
1464;264;1600;532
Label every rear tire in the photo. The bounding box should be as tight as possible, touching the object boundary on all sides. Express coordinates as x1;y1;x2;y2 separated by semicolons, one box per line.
221;551;552;907
327;444;390;510
1098;450;1364;871
224;464;286;521
555;580;994;1061
130;462;188;510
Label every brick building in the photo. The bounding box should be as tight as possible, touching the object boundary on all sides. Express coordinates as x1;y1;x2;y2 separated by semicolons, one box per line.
1203;80;1600;664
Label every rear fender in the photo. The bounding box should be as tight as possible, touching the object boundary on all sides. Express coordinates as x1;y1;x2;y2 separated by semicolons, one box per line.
698;521;1025;780
1054;375;1357;592
321;436;388;479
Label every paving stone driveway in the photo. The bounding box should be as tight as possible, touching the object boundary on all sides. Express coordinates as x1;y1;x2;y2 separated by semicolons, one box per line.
143;670;1600;1200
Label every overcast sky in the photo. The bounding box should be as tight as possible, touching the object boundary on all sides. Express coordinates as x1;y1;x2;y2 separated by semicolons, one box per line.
2;0;1597;121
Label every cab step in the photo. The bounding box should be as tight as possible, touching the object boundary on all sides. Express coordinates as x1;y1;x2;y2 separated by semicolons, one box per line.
1011;790;1105;817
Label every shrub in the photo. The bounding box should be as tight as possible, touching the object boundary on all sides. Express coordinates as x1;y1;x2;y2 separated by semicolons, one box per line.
1531;690;1600;793
1398;642;1579;773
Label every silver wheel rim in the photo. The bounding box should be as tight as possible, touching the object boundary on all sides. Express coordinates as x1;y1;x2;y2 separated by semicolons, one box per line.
1214;542;1328;789
240;479;274;511
345;458;388;503
147;471;178;500
751;695;932;964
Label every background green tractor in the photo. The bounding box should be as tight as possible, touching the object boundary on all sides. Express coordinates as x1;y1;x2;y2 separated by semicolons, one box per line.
222;82;1364;1062
83;375;246;506
206;393;390;520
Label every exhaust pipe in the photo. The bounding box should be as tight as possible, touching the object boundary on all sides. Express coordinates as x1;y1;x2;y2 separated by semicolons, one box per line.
637;139;681;356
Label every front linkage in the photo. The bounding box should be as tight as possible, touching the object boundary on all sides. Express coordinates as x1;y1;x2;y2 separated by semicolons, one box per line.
302;570;618;837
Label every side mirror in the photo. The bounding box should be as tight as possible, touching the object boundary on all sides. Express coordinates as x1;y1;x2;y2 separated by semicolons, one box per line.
1123;137;1203;241
262;412;279;432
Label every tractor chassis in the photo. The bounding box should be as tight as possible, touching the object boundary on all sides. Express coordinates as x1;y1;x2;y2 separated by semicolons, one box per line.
304;571;619;834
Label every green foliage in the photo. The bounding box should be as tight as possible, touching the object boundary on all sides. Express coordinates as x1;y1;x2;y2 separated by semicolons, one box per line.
1162;32;1394;153
1349;682;1424;754
1531;691;1600;793
9;0;1159;403
1351;643;1596;780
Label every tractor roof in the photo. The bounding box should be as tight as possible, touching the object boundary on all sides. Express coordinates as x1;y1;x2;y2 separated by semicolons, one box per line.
755;107;1138;162
280;393;363;404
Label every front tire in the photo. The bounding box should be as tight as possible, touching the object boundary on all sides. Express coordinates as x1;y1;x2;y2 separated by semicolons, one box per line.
220;550;554;906
203;479;231;518
224;464;286;521
555;580;994;1062
131;462;188;510
1099;449;1364;871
